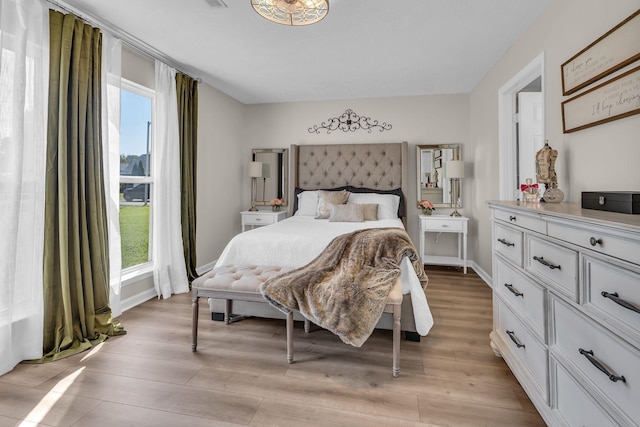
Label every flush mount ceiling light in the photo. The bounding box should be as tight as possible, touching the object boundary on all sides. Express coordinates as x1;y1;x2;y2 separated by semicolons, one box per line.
251;0;329;26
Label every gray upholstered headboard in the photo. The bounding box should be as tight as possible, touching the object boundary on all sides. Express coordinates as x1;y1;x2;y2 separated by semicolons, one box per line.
288;142;408;224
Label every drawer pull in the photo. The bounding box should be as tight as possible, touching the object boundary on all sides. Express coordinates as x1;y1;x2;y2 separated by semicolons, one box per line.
589;237;603;247
578;348;626;383
497;238;515;247
532;256;561;270
506;330;525;348
509;215;516;222
504;283;523;297
601;291;640;314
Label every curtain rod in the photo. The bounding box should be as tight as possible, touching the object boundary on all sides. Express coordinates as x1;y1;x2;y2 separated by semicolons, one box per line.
45;0;202;83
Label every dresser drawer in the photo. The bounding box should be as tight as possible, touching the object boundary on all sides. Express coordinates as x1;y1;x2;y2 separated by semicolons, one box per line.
421;218;465;232
526;235;578;301
494;223;523;267
495;257;545;340
551;296;640;424
551;357;618;427
584;255;640;348
494;208;547;234
243;213;278;226
495;299;548;400
548;220;640;266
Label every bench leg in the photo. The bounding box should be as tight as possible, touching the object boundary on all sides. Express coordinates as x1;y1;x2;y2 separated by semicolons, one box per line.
192;290;199;352
286;311;294;364
392;304;401;378
224;299;232;324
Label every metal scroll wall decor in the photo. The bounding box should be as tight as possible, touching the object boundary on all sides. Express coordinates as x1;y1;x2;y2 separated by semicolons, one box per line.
308;109;392;134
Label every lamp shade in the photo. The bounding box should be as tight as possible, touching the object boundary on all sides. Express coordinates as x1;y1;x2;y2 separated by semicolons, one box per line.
248;161;263;178
446;160;465;179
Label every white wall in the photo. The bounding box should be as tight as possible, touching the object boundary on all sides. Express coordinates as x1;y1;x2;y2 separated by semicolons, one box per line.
242;95;470;249
470;0;640;276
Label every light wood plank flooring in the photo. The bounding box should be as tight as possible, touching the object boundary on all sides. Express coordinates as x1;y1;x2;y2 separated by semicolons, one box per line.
0;266;546;426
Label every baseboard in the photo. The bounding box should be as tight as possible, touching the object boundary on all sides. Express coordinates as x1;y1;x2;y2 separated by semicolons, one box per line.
121;287;157;312
196;259;217;276
469;260;492;287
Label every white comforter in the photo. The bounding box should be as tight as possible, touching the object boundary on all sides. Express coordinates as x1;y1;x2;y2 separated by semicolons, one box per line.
215;216;433;335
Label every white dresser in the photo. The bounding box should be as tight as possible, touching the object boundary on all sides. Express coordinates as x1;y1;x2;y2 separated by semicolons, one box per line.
488;201;640;427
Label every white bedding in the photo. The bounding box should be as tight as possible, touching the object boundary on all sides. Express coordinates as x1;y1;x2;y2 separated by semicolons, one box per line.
215;216;433;336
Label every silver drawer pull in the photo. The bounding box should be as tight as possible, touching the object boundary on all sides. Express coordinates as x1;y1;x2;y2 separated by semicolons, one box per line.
578;348;626;383
504;283;523;297
497;238;515;247
506;330;525;348
589;237;603;247
532;256;561;270
601;291;640;314
255;218;262;221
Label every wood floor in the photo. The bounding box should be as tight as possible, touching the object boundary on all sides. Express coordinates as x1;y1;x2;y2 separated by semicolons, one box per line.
0;266;546;427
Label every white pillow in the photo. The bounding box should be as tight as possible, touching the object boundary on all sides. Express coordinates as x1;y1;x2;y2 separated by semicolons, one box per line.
295;190;318;216
347;193;400;220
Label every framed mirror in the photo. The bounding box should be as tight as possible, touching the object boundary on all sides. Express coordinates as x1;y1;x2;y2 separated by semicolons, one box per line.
252;148;289;206
416;144;461;208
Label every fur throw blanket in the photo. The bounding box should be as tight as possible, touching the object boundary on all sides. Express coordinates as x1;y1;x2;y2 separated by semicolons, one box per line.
260;227;428;347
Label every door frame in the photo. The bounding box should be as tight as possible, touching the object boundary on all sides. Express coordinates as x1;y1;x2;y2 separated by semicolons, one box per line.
498;52;545;200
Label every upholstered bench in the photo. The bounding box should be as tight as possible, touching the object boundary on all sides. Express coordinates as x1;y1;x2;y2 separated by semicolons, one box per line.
191;265;295;362
191;265;404;377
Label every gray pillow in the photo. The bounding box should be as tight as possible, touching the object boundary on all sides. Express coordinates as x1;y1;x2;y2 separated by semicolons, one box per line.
316;189;350;219
329;203;364;222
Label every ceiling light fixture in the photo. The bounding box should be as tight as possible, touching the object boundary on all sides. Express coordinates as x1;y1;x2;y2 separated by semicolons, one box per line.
251;0;329;26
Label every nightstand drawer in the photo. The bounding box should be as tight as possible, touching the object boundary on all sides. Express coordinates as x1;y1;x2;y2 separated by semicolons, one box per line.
421;218;464;232
243;213;277;225
551;296;640;425
526;235;578;301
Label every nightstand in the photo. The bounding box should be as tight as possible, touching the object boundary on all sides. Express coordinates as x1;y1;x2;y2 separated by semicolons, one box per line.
241;210;287;232
419;214;468;274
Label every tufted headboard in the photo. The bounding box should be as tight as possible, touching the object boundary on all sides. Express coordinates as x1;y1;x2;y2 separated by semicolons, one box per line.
288;142;408;224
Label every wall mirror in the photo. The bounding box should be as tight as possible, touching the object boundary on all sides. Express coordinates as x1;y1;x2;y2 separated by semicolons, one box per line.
416;144;462;208
252;148;289;206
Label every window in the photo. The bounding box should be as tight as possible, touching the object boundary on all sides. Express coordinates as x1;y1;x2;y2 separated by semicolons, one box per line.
119;79;154;270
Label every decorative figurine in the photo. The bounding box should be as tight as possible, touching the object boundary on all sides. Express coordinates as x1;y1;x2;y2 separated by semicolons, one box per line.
535;140;564;203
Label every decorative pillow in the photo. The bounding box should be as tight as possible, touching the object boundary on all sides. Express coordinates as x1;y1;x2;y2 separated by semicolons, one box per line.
316;189;350;219
347;193;400;219
329;203;364;222
358;203;379;221
294;190;319;216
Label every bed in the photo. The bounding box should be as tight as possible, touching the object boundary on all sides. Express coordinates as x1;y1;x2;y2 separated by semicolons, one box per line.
209;142;433;339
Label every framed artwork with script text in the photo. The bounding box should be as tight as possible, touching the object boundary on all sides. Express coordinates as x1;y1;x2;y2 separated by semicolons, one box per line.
561;65;640;133
561;9;640;96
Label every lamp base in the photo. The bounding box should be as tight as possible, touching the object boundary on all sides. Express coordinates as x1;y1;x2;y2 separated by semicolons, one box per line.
450;209;462;217
248;205;258;212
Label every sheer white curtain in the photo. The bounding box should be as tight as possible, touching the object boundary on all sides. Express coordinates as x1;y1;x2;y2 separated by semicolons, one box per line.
152;60;189;299
0;0;48;375
101;34;123;317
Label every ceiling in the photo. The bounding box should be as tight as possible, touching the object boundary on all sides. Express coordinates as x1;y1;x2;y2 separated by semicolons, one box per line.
60;0;551;104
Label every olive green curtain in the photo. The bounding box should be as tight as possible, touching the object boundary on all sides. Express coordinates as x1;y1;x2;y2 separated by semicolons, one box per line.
176;73;199;282
40;11;124;362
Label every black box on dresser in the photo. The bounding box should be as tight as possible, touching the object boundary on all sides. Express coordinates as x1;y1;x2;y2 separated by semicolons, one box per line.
581;191;640;214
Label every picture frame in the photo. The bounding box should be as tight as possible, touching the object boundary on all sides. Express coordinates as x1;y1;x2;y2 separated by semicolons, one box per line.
434;158;442;169
561;9;640;96
561;65;640;133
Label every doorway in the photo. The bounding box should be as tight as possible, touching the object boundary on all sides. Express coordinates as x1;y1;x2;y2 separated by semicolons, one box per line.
498;53;545;200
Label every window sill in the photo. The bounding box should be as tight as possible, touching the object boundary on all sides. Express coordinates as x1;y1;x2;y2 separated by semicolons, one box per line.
121;262;153;287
